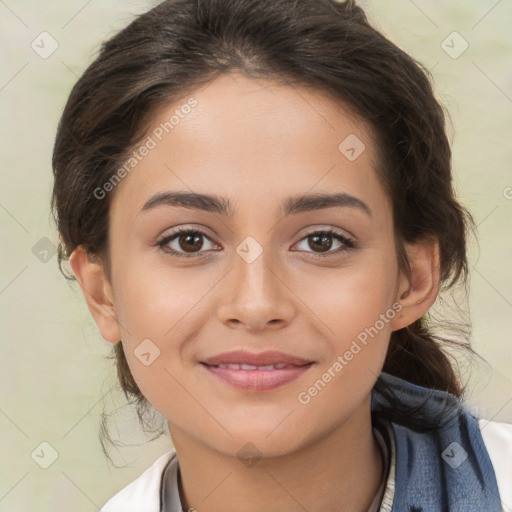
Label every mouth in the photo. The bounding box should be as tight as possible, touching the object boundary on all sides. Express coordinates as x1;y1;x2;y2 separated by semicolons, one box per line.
200;350;315;392
205;363;304;370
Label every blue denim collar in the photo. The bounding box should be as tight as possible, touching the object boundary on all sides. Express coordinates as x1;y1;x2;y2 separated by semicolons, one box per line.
372;372;503;512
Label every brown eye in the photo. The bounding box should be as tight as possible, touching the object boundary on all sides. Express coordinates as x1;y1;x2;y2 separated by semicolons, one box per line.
308;233;334;252
178;232;204;252
294;229;355;257
157;228;218;258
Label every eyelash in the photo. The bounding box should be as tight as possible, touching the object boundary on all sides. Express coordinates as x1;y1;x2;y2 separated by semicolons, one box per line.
155;227;356;259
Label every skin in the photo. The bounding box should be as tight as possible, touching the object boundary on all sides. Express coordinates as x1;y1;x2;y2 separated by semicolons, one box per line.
71;72;440;511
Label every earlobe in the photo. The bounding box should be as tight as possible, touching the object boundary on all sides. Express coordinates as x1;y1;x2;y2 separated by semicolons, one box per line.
69;246;121;343
391;238;441;331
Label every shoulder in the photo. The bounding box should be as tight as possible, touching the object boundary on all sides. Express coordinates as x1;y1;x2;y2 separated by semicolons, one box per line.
479;419;512;511
100;450;176;512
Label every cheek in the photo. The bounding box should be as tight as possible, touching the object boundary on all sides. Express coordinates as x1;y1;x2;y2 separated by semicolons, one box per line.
302;254;398;337
296;249;399;401
291;275;398;432
112;252;216;339
109;256;222;411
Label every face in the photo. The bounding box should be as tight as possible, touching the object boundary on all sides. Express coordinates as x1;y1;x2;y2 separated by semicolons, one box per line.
105;72;404;458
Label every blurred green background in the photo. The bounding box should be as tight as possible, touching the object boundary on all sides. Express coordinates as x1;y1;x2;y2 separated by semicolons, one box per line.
1;0;511;510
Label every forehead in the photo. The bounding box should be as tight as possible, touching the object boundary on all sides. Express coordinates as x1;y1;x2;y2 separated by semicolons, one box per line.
110;72;389;221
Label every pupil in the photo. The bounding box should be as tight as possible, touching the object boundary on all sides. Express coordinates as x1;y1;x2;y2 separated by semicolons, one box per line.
310;233;332;252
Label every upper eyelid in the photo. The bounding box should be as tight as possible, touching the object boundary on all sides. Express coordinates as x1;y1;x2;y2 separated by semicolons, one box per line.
159;227;216;244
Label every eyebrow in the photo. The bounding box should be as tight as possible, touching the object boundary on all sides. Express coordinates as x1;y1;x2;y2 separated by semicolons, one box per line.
141;191;372;217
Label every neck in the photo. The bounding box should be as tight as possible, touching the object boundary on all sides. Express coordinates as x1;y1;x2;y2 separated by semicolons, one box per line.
168;397;383;512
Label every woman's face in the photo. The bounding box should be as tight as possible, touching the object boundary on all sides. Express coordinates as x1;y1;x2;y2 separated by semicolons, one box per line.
106;72;405;457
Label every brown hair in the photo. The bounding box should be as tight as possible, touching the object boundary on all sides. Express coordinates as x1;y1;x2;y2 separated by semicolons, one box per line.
52;0;476;453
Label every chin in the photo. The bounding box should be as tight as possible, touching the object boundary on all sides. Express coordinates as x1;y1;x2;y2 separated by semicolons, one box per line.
201;417;314;460
209;433;305;462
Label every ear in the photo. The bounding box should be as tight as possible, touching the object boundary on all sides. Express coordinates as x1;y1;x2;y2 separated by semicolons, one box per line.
69;246;121;344
390;238;441;331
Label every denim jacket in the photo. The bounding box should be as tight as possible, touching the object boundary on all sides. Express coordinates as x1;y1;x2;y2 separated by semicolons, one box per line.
371;373;508;511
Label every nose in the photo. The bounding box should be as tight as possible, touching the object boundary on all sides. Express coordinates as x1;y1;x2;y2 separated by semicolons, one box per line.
216;243;296;332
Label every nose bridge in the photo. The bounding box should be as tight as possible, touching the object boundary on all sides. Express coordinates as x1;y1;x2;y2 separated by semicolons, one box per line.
216;233;294;330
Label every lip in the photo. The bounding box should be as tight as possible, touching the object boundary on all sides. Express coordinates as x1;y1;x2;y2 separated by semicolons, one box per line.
201;350;315;392
202;350;313;367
